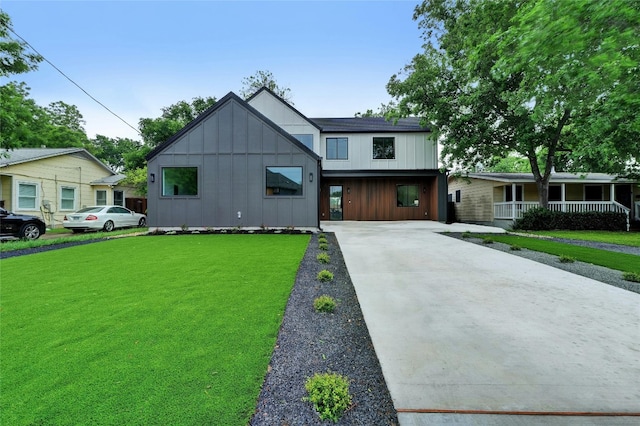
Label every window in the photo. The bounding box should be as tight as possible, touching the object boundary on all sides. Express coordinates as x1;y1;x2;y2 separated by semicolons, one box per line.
549;185;562;202
18;182;37;209
455;190;461;203
505;185;523;202
114;190;124;206
162;167;198;196
373;137;395;159
326;137;348;160
292;134;313;150
266;167;303;196
60;187;76;210
397;185;420;207
584;185;603;201
96;190;107;205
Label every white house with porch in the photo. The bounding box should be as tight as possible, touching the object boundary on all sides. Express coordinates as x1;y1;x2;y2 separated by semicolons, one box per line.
448;172;639;230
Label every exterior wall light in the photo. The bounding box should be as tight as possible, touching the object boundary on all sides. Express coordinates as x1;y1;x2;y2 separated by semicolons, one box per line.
150;173;155;183
309;172;313;182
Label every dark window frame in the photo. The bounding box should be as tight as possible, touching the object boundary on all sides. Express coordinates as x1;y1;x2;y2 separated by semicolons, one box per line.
265;166;304;197
161;166;199;197
326;137;348;160
373;137;395;160
397;184;420;207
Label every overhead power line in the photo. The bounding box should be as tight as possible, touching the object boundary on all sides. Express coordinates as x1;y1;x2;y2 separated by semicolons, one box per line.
7;26;141;136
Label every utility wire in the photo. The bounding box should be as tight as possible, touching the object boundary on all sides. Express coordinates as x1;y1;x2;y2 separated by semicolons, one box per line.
7;26;141;136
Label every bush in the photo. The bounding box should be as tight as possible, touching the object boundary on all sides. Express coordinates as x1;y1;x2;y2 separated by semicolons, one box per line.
316;253;330;264
514;207;627;231
622;272;640;283
558;254;576;263
318;236;328;244
317;270;334;282
304;373;352;422
313;295;336;313
319;242;329;251
462;231;473;239
510;244;522;251
482;237;494;244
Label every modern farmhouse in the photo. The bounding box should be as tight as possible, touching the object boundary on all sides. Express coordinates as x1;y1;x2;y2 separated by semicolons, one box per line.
146;88;447;230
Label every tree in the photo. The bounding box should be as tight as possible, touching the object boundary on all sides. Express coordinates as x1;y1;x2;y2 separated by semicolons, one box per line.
0;82;49;148
355;102;396;118
0;11;42;77
387;0;640;207
138;96;216;147
90;135;142;172
240;70;293;104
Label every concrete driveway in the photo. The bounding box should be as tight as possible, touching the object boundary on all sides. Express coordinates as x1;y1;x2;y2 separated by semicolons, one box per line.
322;221;640;425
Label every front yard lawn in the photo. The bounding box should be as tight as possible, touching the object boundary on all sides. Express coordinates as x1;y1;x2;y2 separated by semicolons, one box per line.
518;230;640;247
484;234;640;274
0;234;309;425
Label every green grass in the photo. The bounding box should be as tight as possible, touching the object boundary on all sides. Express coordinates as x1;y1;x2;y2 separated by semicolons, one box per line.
0;234;309;425
518;230;640;247
0;228;147;252
484;234;640;274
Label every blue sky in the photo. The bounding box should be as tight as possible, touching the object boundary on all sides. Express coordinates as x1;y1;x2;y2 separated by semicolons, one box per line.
2;0;424;141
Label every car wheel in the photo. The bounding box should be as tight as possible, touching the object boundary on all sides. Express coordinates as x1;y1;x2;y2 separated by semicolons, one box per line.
138;217;146;227
20;223;41;240
103;220;115;232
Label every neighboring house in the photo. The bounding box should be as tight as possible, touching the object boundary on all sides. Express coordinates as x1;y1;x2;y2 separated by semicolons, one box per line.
0;148;137;228
146;89;447;230
448;172;639;229
248;87;447;222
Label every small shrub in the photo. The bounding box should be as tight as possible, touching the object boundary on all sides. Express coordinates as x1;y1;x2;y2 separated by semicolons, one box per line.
482;237;494;244
558;254;576;263
622;272;640;283
180;224;189;231
462;231;473;239
510;245;522;251
316;253;330;264
318;236;328;244
319;242;329;251
313;295;336;313
303;372;352;422
318;233;326;239
317;270;334;282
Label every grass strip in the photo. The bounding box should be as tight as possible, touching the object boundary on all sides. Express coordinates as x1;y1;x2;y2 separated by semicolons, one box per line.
0;228;147;252
1;234;309;425
519;230;640;247
485;234;640;274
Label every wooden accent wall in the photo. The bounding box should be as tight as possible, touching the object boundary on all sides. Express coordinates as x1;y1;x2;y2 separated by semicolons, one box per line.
321;177;439;221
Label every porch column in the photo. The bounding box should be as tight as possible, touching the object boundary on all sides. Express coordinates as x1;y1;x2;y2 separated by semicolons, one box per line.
561;183;566;212
611;183;615;203
512;183;517;221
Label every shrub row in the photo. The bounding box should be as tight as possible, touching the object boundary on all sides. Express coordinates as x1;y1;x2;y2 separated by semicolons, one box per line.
514;207;627;231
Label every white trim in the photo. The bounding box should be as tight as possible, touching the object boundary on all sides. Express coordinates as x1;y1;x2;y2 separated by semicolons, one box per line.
15;180;39;211
95;189;108;205
59;185;77;211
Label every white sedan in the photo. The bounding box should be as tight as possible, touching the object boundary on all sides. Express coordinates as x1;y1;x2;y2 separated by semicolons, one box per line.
63;206;146;233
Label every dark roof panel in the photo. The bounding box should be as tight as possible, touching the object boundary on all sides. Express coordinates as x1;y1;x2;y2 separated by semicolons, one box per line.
310;117;430;133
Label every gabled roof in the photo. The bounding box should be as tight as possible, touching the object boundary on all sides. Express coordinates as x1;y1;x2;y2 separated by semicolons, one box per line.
0;147;115;174
247;86;322;131
310;117;430;133
460;172;637;184
146;91;321;161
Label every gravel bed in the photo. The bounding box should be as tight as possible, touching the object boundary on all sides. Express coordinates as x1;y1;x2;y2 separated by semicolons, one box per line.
250;232;398;425
442;233;640;294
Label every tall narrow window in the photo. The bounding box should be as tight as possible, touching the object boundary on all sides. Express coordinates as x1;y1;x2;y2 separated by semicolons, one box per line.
60;187;76;210
397;185;420;207
114;190;124;206
373;137;395;159
96;190;107;205
505;185;523;202
18;183;37;209
326;137;348;160
266;167;303;196
162;167;198;196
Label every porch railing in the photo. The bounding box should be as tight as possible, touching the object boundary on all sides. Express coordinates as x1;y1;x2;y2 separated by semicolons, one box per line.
495;201;630;220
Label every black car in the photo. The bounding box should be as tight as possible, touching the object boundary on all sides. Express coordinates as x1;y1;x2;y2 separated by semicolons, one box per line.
0;207;46;240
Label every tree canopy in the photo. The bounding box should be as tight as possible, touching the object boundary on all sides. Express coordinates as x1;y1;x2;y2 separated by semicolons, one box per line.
240;70;293;104
387;0;640;205
0;11;42;77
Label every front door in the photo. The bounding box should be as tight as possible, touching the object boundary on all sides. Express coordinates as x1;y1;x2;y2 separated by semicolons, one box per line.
329;185;343;220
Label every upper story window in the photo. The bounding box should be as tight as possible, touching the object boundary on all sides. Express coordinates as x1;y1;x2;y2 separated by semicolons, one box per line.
162;167;198;196
326;137;348;160
18;182;37;209
266;167;303;196
373;137;395;159
60;187;76;210
292;134;313;150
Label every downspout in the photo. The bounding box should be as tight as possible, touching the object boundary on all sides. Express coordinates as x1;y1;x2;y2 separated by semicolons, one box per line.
317;158;322;230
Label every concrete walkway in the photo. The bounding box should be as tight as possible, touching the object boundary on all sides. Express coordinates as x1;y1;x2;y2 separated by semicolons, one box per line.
322;221;640;425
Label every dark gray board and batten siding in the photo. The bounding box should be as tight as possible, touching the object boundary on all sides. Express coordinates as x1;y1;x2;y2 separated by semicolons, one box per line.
146;93;320;229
